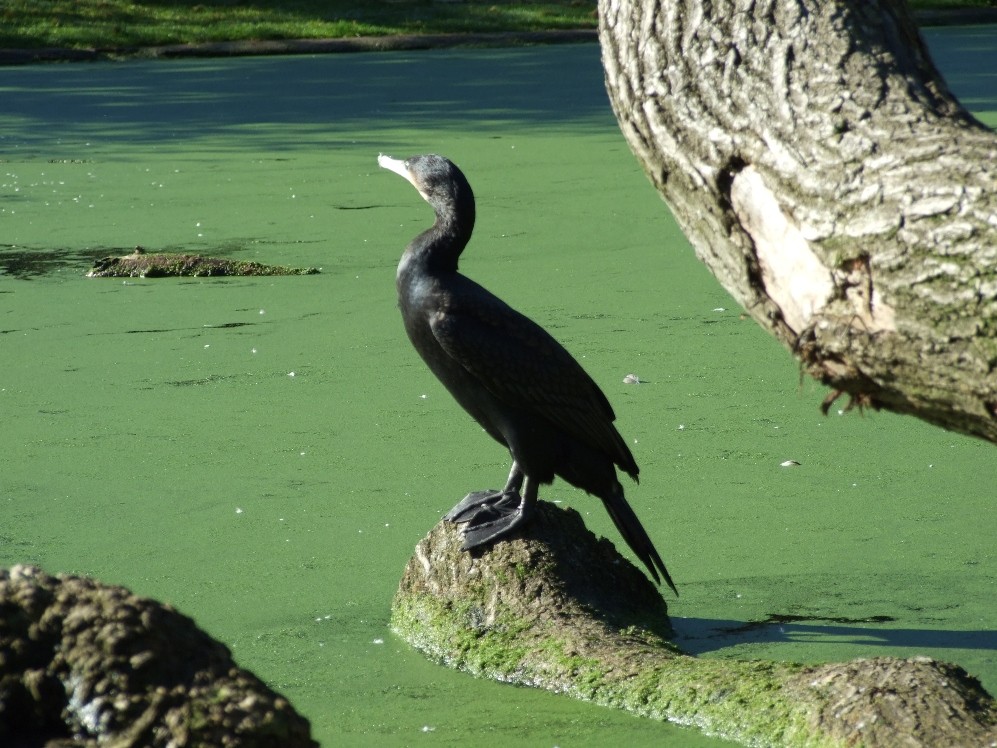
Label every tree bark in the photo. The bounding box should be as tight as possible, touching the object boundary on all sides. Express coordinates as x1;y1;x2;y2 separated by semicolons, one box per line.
599;0;997;442
0;565;317;747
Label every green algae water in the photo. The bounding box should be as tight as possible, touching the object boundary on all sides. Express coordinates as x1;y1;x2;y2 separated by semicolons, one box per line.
1;26;994;747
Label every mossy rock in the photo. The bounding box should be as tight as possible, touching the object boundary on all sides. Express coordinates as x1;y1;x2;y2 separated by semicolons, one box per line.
391;501;996;746
0;565;317;747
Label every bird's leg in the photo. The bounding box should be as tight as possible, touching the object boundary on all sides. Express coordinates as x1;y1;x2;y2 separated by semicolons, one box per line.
443;462;524;523
451;475;538;551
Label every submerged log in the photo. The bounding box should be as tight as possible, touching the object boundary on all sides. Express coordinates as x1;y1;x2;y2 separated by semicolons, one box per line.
391;501;996;746
87;249;319;278
0;565;317;748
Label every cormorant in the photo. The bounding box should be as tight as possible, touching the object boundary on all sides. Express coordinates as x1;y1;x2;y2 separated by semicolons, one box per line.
378;153;677;594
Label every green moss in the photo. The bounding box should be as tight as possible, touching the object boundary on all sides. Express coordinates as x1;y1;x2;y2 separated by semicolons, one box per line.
390;506;847;746
391;593;535;680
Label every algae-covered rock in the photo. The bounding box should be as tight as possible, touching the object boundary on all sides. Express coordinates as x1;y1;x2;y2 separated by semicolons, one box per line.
0;565;317;747
391;501;996;747
87;249;319;277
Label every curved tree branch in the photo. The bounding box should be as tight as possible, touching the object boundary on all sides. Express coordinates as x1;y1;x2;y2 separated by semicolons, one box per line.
599;0;997;442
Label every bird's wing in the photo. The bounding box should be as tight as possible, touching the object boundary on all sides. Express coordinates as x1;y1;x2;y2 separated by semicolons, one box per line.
429;280;637;476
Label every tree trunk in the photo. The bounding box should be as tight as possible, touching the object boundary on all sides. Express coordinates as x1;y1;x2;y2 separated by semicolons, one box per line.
599;0;997;442
0;565;317;747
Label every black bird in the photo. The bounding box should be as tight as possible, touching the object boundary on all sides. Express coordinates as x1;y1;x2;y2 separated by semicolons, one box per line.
378;153;677;594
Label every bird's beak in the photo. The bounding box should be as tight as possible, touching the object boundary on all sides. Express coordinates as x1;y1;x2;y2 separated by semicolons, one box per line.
378;153;413;182
378;153;428;202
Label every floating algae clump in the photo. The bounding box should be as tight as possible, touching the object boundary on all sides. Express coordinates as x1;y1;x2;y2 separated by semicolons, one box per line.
87;249;319;278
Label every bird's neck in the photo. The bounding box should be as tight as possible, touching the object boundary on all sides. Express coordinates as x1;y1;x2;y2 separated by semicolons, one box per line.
404;206;474;276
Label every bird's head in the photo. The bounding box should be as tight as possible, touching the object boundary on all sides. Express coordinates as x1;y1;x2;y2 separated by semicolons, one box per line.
378;153;474;224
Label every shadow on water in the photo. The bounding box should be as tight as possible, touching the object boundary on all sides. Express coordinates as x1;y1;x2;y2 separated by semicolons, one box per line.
0;29;990;155
0;245;113;279
675;615;997;656
923;26;997;114
0;45;617;151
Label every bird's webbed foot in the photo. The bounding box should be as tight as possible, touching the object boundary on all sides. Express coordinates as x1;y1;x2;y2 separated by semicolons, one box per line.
444;463;535;550
444;488;523;534
443;462;534;548
443;462;523;524
445;488;532;549
444;489;513;523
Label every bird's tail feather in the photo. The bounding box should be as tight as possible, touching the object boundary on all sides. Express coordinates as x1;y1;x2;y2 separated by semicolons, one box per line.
602;483;678;596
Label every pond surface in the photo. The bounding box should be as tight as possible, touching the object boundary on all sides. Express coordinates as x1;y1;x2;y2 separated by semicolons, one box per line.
1;25;994;748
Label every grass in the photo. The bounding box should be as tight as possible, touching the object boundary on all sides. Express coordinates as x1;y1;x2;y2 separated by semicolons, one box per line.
0;0;992;51
0;1;596;50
